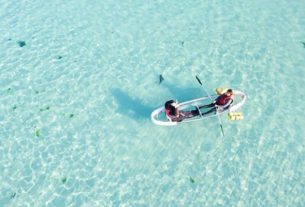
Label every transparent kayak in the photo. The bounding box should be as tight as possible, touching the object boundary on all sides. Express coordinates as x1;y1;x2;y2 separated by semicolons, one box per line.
151;90;246;126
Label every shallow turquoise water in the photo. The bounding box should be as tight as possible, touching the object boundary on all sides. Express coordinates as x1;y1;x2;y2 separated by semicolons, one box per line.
1;0;305;206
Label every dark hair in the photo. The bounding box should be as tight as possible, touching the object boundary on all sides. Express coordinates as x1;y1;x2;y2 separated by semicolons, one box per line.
165;100;175;110
170;106;177;115
164;100;178;116
227;89;233;93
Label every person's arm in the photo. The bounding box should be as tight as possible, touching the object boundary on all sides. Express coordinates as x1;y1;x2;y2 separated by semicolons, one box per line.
215;98;233;111
175;108;179;117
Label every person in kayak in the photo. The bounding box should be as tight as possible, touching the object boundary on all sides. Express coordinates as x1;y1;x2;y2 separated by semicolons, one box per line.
200;89;234;116
164;100;199;122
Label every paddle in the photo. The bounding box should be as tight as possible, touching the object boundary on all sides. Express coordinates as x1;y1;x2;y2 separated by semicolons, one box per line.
195;75;225;136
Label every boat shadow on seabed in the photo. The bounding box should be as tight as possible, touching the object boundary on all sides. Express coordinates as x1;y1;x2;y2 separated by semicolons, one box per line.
111;81;213;121
111;88;154;120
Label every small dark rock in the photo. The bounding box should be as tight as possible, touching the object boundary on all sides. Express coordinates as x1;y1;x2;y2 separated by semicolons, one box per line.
17;40;26;47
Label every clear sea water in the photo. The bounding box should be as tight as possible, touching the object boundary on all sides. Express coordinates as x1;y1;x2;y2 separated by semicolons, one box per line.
1;0;305;206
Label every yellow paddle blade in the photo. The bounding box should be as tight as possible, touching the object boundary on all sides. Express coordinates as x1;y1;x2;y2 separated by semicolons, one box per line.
228;112;244;121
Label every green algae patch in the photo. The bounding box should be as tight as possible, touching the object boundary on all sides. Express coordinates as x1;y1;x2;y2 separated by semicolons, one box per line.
40;106;50;112
62;177;67;184
190;177;195;184
35;129;40;137
10;192;16;199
